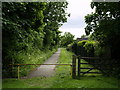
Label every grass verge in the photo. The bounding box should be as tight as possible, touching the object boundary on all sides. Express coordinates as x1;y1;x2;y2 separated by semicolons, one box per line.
5;48;57;77
19;48;57;77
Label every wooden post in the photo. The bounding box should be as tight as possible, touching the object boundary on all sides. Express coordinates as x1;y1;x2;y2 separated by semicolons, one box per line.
17;66;20;79
9;64;13;78
72;55;76;79
78;57;81;77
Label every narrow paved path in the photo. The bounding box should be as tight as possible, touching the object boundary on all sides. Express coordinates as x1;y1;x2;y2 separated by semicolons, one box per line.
27;48;61;78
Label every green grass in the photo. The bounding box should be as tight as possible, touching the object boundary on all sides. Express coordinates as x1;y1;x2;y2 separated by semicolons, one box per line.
10;48;57;77
2;48;120;88
50;48;119;88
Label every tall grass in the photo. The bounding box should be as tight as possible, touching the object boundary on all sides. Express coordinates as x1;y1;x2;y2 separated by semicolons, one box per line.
11;48;57;77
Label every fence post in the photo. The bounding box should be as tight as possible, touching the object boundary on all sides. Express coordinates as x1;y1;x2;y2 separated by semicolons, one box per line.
72;55;76;79
17;65;20;79
78;56;81;77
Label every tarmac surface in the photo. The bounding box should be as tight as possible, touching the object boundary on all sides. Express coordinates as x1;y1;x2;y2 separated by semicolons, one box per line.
26;48;61;78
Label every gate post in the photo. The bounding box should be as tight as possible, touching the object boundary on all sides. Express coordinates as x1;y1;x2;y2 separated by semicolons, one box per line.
72;55;76;79
78;56;81;77
17;65;20;79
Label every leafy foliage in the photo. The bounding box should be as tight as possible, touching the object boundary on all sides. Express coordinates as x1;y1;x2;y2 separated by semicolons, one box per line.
77;40;87;47
84;2;120;59
60;32;75;47
2;2;69;78
84;2;120;77
84;41;95;53
43;2;70;49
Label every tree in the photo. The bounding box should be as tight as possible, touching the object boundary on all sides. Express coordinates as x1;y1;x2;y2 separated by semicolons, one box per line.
84;2;120;59
84;2;120;77
81;34;88;38
43;2;70;49
60;32;75;47
2;2;46;77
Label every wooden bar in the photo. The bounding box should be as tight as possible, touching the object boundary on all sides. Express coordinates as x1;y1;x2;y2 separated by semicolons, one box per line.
80;72;101;74
72;55;76;79
10;63;72;79
80;63;110;65
80;57;100;59
9;63;72;79
80;63;89;64
80;57;110;60
9;64;71;66
80;68;95;69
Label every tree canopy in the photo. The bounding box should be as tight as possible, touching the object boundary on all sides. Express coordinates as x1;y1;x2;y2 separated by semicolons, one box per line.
60;32;75;47
84;2;120;59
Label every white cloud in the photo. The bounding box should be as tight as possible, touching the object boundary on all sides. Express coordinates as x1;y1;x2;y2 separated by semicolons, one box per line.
67;0;93;18
59;28;86;39
59;0;94;38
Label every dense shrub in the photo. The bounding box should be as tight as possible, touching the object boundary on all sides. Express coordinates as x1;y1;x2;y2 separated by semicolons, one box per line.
77;40;87;47
76;40;94;57
66;43;74;51
69;40;108;57
83;41;95;52
60;32;75;47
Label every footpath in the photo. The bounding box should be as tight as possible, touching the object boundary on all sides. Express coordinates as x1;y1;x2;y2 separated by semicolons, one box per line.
27;48;61;78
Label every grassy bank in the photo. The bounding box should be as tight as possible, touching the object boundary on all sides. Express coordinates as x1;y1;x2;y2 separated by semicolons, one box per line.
3;48;57;78
2;48;120;88
19;48;57;76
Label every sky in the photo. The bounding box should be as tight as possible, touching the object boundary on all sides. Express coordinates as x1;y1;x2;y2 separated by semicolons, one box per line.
59;0;94;39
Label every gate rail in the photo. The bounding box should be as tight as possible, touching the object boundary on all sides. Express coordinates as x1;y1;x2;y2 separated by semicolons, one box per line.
9;63;72;79
78;56;102;77
9;55;110;79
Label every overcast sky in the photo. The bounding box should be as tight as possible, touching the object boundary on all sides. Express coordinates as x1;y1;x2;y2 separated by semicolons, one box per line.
59;0;94;38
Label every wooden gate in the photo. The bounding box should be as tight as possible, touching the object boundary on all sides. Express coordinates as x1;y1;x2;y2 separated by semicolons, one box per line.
9;55;113;79
77;56;101;77
72;55;112;78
